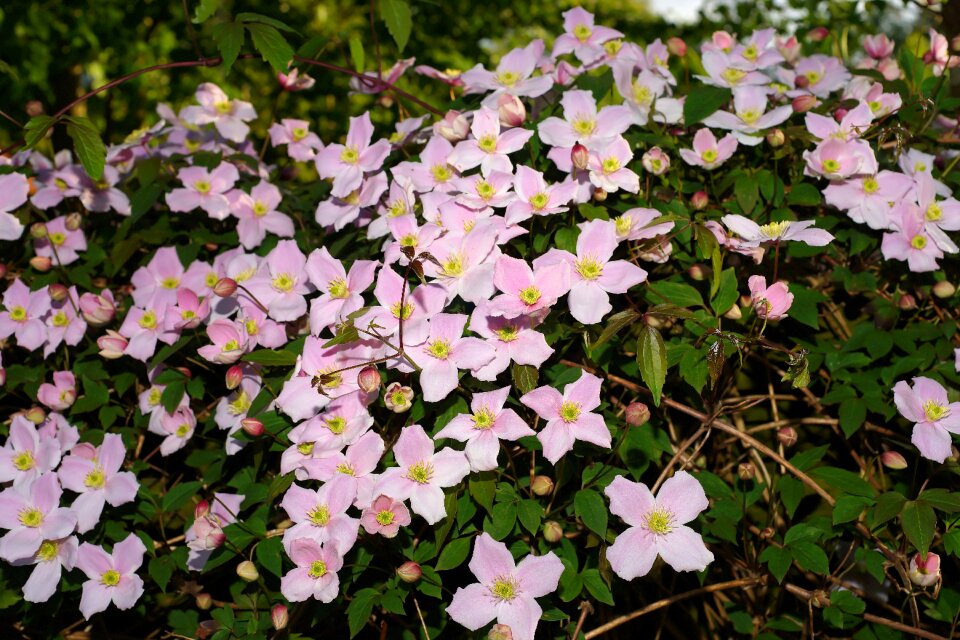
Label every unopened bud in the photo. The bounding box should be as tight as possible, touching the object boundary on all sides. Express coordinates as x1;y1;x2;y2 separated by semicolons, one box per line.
625;402;650;426
194;499;211;519
723;304;742;320
645;314;664;328
25;101;44;118
0;263;6;279
792;95;818;113
79;291;116;326
910;552;941;587
592;187;607;202
833;107;849;123
236;560;259;582
25;406;46;424
97;330;128;359
688;264;707;281
497;93;526;128
225;365;244;390
691;191;709;210
737;462;755;481
759;527;775;539
196;592;213;610
241;417;264;437
543;520;563;543
807;27;830;42
488;624;514;640
358;365;382;394
397;561;422;583
47;283;68;302
777;427;798;448
898;293;917;310
384;382;414;413
0;368;6;386
641;146;670;176
666;37;687;57
571;143;590;171
30;222;47;239
29;256;52;272
531;476;554;496
271;604;289;630
881;450;908;470
933;280;955;298
434;110;470;143
213;278;237;297
766;128;785;147
64;212;83;231
175;367;192;379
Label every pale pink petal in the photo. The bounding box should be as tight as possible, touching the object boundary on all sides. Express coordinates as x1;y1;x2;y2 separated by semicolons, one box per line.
656;525;714;572
655;470;709;524
445;583;498;630
607;526;657;580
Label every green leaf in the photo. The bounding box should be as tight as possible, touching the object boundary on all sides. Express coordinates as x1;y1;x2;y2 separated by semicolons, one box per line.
759;545;792;583
160;382;186;414
70;380;109;414
648;281;704;308
347;588;378;638
379;0;413;53
435;537;472;571
786;182;822;207
256;536;284;578
683;85;731;126
901;500;936;555
833;495;874;525
162;481;202;512
246;23;294;74
65;116;106;180
581;569;615;606
148;556;174;592
236;12;299;34
242;349;298;366
24;115;55;148
469;475;496;514
591;309;641;352
637;326;667;406
517;499;544;535
349;35;365;73
574;489;607;537
711;267;738;315
870;491;907;528
511;363;539;394
918;489;960;513
485;501;517;540
789;540;829;575
734;173;760;214
192;0;217;23
838;399;866;437
786;284;826;330
809;467;876;498
212;22;245;74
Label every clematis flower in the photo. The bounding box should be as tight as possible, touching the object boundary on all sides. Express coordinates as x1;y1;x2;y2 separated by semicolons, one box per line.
537;90;632;150
315;112;392;198
185;493;244;571
360;495;411;538
587;136;640;194
57;434;139;533
699;50;770;88
406;313;495;402
215;367;262;454
448;107;533;175
117;304;179;362
181;82;257;142
912;172;960;253
0;172;29;240
893;377;960;463
435;386;535;471
275;339;367;421
280;475;360;555
392;135;459;193
34;216;87;266
925;29;960;77
469;302;554;381
0;472;77;562
702;86;793;146
44;290;87;357
823;171;914;230
165;163;239;220
505;166;578;226
383;214;442;266
306;248;378;334
163;287;210;332
300;431;384;506
349;58;415;94
445;532;563;640
79;165;131;215
376;424;470;524
803;138;877;180
881;206;944;273
520;371;611;464
414;65;465;87
552;6;624;64
605;471;714;579
791;54;851;97
461;40;553;108
76;534;146;619
721;215;834;248
424;223;499;304
679;128;739;170
613;207;675;242
910;552;941;587
0;416;61;487
269;118;323;161
368;176;417;240
32;166;83;210
453;171;516;210
232;181;295;250
314;171;389;231
489;255;571;319
0;279;51;351
197;319;248;364
280;537;343;603
16;535;78;603
251;239;313;321
37;371;77;412
612;66;683;127
863;34;895;59
748;276;794;320
367;266;447;346
156;407;196;456
130;246;186;308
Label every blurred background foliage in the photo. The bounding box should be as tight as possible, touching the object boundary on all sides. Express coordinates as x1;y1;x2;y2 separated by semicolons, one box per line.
0;0;943;148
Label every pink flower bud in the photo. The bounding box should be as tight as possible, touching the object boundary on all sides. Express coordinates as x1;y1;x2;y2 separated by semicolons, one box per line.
79;291;117;326
807;27;830;42
881;450;908;470
0;368;6;386
688;264;707;281
241;417;264;437
592;187;607;202
29;223;47;239
863;34;894;59
225;365;244;391
271;604;289;630
47;283;68;302
738;462;755;480
358;365;382;394
625;402;651;426
213;277;237;297
195;500;211;519
64;212;83;231
571;143;590;171
898;293;917;310
278;67;315;92
531;476;554;496
776;35;801;64
488;624;514;640
667;37;687;57
952;35;960;54
691;191;709;210
0;263;6;279
543;520;563;543
497;93;526;128
777;427;798;448
29;256;52;272
794;75;810;90
196;592;213;610
723;304;742;320
711;31;735;51
236;560;259;582
641;146;670;175
909;552;940;587
385;382;414;413
792;95;818;113
434;110;470;143
933;281;956;298
97;330;128;359
749;275;794;320
397;561;422;583
833;107;849;123
25;407;46;424
766;128;785;147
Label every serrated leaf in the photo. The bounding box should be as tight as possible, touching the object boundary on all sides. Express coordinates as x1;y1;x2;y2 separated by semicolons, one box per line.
683;85;731;126
511;363;539;394
236;12;299;34
379;0;412;53
162;481;201;512
870;491;906;528
901;500;936;555
212;22;244;74
349;35;365;73
707;340;725;389
789;540;829;574
759;545;792;583
148;556;174;592
711;267;738;315
574;489;607;537
833;495;874;525
591;309;641;352
24;115;55;148
65;117;106;180
246;23;294;74
637;325;667;406
192;0;217;23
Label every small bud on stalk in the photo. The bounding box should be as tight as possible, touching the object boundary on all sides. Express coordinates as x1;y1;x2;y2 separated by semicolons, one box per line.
777;427;798;448
195;593;213;610
933;280;955;298
690;191;709;210
47;283;68;302
236;560;259;582
531;476;554;496
497;93;526;128
543;520;563;543
213;278;237;297
271;604;289;630
98;331;128;359
488;624;514;640
625;402;650;426
241;418;264;437
358;365;382;394
225;365;244;390
571;143;590;171
29;256;52;272
397;561;422;583
880;450;907;470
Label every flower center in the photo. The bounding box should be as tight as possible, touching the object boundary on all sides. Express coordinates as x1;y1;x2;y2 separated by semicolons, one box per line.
406;461;434;484
161;276;180;289
862;177;879;194
101;569;121;586
923;399;949;422
822;159;840;173
335;463;355;476
495;325;519;342
292;127;308;141
376;510;395;525
721;67;747;84
228;390;250;415
759;221;791;239
478;135;498;153
308;505;331;526
340;146;360;164
308;560;327;578
148;388;162;406
559;401;581;423
390;389;409;406
576;256;603;280
490;577;519;601
426;339;452;360
472;407;496;430
442;254;464;277
400;234;418;248
743;44;758;61
37;540;58;562
139;310;158;330
496;71;520;87
573;23;592;42
50;311;67;327
390;301;414;320
253;201;269;217
85;466;106;489
244;319;259;335
518;286;541;305
701;149;718;163
601;157;621;173
739;110;760;125
604;39;623;56
388;199;407;217
804;70;822;85
194;180;211;194
614;215;632;237
644;508;674;535
214;100;233;115
325;416;347;435
572;117;596;137
926;203;943;221
633;84;652;105
176;423;191;437
530;192;549;211
9;306;27;322
49;232;66;245
297;442;315;455
431;164;452;183
19;507;43;528
476;181;495;201
328;278;350;299
181;309;197;321
13;450;35;471
272;273;295;293
911;234;928;250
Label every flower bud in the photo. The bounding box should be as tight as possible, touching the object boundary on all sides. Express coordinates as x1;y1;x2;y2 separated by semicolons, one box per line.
236;560;259;582
909;552;941;587
641;147;670;176
807;27;830;42
792;95;818;113
688;264;707;281
897;293;917;310
194;499;211;519
64;212;83;231
833;108;849;123
933;280;955;298
777;427;798;448
543;520;563;543
625;402;650;427
0;368;6;386
435;110;470;143
863;34;895;59
666;37;687;57
793;74;810;90
196;592;213;610
759;527;775;539
645;314;664;328
29;256;52;272
531;475;554;496
723;304;742;320
30;222;47;239
213;278;237;297
385;382;414;413
497;93;526;128
690;191;709;210
397;561;422;583
738;462;755;481
25;406;46;425
358;365;382;394
97;330;128;359
488;624;514;640
271;604;289;630
766;128;785;147
197;620;220;639
225;365;244;391
591;187;607;202
47;283;68;302
881;450;908;470
571;143;590;171
79;291;116;326
241;417;264;438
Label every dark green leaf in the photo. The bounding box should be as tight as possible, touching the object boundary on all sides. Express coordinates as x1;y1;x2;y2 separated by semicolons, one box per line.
435;537;472;571
212;22;245;74
901;500;936;554
789;540;829;574
711;267;738;315
683;85;731;126
379;0;413;53
246;23;294;74
637;326;667;406
236;12;299;34
759;545;792;583
192;0;217;23
511;363;539;394
517;499;544;535
242;349;298;366
24;115;55;148
65;116;106;180
590;309;641;352
148;556;174;592
162;481;202;512
574;489;607;537
349;35;365;73
347;588;378;638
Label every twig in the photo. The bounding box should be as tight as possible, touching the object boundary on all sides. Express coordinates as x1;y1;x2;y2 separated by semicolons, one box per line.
412;596;430;640
571;601;594;639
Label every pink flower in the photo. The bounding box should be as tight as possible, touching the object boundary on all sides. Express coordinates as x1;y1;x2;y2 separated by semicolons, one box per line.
414;66;465;87
552;6;624;64
909;552;941;587
376;424;470;524
926;29;960;77
803;138;877;180
280;475;360;555
679;128;738;170
461;40;553;108
181;82;257;142
130;246;185;308
881;207;944;273
155;407;196;456
117;304;178;362
76;534;146;619
0;172;29;240
863;34;894;59
587;136;640;194
505;166;578;226
407;314;495;402
641;147;670;175
368;266;447;346
0;416;61;487
165;163;240;220
198;319;248;364
392;135;459;193
792;54;851;97
275;339;366;421
269;119;323;161
349;58;415;94
912;172;960;253
278;67;315;92
699;50;770;89
721;215;834;248
0;279;51;351
18;535;78;603
445;532;563;640
368;177;416;239
823;171;914;230
448;107;534;175
44;289;86;358
613;207;675;242
0;472;77;562
436;387;535;471
280;537;343;603
469;302;554;381
301;432;383;507
453;171;516;209
314;171;389;231
185;493;244;570
534;219;647;325
605;471;714;579
520;372;611;464
57;434;138;533
232;181;295;250
315;112;392;198
35;216;87;266
163;287;209;332
893;377;960;463
253;239;313;321
383;215;442;266
424;223;499;304
37;371;76;412
79;289;116;327
490;255;571;319
360;495;411;538
306;248;378;334
748;275;794;320
538;90;632;150
702;86;793;146
612;66;682;127
79;165;130;215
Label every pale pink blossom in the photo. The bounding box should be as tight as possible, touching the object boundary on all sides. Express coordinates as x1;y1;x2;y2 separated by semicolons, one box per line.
37;371;76;412
461;40;553;108
406;313;495;402
165;163;239;220
721;215;834;248
280;475;360;554
269;119;324;161
232;181;295;250
76;534;146;618
679;128;738;170
538;90;632;150
747;276;794;320
490;255;571;319
0;472;77;562
448;107;533;175
360;495;411;538
280;537;343;603
315;112;392;198
57;434;138;533
306;248;378;334
893;377;960;463
520;372;611;464
181;82;257;142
